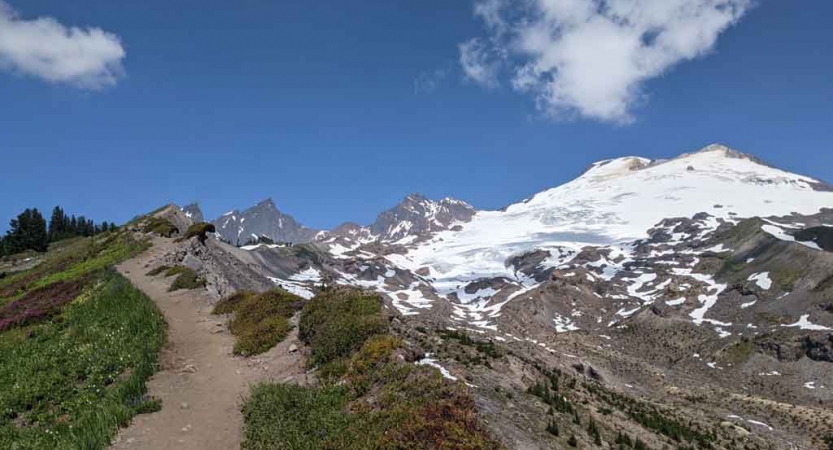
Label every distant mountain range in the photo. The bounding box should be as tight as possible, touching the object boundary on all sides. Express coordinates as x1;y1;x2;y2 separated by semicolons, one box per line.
183;193;477;247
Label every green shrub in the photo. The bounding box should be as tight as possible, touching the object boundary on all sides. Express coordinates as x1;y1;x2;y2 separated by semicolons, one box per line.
134;397;163;414
242;383;350;450
299;289;388;367
183;222;216;244
142;217;178;238
243;333;502;450
227;290;301;356
167;267;204;292
212;291;254;315
164;266;189;277
146;265;171;276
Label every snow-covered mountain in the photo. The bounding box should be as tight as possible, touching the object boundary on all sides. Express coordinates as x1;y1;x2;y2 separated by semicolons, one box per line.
396;144;832;293
209;194;476;248
211;199;320;246
304;144;833;332
325;193;477;245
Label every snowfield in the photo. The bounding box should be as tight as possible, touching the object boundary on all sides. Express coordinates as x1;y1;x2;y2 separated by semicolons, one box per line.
327;145;833;332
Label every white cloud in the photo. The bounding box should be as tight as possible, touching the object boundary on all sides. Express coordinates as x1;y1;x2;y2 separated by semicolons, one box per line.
0;1;125;89
462;0;752;123
459;38;501;88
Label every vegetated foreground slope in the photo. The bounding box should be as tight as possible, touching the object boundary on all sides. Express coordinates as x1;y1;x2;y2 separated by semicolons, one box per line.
173;144;833;449
242;288;501;450
0;225;166;449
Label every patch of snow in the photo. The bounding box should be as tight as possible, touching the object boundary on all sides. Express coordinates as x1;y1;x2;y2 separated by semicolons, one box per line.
747;272;772;290
762;224;822;250
553;314;579;333
267;277;315;300
416;355;457;381
782;315;831;331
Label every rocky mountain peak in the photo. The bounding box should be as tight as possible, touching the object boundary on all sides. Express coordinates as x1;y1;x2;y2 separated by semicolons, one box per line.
211;199;319;246
368;193;477;242
180;203;205;223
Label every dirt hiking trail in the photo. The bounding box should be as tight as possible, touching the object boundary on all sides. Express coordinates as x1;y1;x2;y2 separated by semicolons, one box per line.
110;238;308;450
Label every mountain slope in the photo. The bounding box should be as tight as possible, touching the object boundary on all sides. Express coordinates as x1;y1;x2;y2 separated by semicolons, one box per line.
211;199;320;246
154;144;833;450
379;145;833;313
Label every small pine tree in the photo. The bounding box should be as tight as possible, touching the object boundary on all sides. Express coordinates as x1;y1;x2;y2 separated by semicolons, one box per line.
568;434;578;447
588;419;601;445
546;419;559;436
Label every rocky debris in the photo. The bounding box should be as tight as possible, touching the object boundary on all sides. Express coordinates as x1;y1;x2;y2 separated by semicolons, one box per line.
506;249;552;281
802;334;833;362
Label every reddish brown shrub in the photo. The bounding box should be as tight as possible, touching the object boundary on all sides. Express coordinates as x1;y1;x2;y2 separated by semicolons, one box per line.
0;278;87;331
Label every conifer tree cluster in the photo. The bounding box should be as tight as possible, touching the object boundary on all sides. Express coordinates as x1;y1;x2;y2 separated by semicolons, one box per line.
0;206;115;257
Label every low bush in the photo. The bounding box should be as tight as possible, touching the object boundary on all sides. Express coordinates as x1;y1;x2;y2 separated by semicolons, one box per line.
182;222;216;244
167;267;204;292
242;289;502;450
212;291;254;315
243;383;350;450
299;288;388;367
0;277;89;332
146;265;171;276
214;290;301;356
142;217;178;238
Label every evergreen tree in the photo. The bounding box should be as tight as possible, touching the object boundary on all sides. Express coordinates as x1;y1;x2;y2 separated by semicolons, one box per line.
5;208;48;253
48;206;66;241
588;419;602;445
546;420;559;436
567;435;578;447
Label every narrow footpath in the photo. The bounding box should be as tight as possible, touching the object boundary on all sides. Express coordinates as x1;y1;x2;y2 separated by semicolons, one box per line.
110;238;307;450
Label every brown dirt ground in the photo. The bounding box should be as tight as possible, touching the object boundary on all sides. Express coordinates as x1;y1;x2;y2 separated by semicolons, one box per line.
110;238;309;450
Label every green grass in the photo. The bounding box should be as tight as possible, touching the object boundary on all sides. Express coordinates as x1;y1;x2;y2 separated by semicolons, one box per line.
0;233;148;305
166;266;205;292
213;290;300;356
242;384;351;450
0;270;166;450
242;288;502;450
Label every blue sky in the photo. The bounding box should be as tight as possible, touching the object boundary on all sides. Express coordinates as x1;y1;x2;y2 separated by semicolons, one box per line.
1;0;831;232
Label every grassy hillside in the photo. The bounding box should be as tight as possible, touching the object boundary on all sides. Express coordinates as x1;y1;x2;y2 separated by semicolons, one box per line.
242;288;502;450
0;228;166;449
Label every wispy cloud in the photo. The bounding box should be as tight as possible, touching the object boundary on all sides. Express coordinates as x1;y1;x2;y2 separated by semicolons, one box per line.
414;67;449;94
459;38;501;88
0;1;125;89
461;0;753;123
